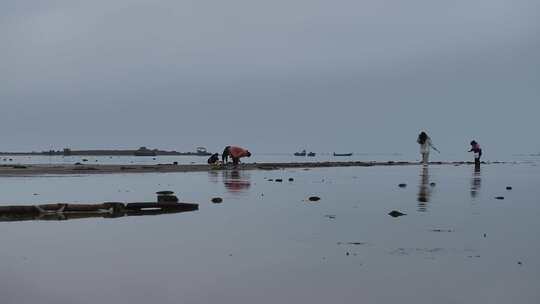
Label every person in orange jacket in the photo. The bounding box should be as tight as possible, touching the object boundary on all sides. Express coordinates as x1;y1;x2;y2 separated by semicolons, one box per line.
222;146;252;165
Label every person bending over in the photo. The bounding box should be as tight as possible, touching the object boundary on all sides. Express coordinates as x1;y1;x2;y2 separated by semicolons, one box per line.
469;140;482;165
222;146;251;165
417;131;439;164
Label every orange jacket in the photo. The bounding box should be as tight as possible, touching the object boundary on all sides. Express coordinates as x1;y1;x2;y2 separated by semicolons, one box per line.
229;146;250;158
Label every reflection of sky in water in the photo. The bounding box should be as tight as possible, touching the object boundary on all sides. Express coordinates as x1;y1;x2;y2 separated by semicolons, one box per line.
0;164;539;304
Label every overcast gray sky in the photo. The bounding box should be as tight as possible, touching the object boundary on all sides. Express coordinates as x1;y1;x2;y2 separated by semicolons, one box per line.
2;0;539;156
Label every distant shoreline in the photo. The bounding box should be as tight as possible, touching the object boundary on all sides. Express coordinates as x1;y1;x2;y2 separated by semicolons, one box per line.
0;148;211;157
0;161;502;177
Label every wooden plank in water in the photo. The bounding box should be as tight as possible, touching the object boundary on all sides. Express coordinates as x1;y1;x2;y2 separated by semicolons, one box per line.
125;202;198;211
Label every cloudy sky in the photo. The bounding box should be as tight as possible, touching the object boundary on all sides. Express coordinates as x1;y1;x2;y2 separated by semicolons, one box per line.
2;0;539;157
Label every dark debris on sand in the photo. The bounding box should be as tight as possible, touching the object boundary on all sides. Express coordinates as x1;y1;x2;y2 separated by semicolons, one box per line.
211;197;223;203
430;229;453;232
388;210;406;217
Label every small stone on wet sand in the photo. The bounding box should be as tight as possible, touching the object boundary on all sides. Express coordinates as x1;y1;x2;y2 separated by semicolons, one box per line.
308;196;321;202
388;210;406;217
495;196;505;200
398;183;407;188
211;197;223;203
431;229;453;232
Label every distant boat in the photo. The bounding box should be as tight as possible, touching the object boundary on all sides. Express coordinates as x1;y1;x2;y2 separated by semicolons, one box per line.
333;152;353;157
195;147;212;156
307;152;316;157
294;150;307;157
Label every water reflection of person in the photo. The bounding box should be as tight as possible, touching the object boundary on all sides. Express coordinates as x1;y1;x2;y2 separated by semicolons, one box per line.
223;170;251;193
470;165;482;198
417;166;431;212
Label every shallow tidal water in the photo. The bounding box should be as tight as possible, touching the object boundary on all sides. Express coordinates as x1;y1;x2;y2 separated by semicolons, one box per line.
0;163;539;304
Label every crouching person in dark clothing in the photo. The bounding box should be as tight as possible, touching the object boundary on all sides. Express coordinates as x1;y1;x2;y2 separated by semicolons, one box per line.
208;153;220;165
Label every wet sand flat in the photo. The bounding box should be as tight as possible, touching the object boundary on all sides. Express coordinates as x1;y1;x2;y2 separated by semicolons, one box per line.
0;161;491;176
0;164;538;304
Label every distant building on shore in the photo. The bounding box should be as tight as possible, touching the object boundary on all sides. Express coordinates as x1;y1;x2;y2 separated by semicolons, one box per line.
134;147;157;156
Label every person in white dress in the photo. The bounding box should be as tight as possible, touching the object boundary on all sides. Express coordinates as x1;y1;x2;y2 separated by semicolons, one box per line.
417;131;439;164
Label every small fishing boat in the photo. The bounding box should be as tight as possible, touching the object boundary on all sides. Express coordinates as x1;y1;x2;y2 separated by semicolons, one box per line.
307;152;316;157
294;150;307;156
333;152;353;157
195;147;212;156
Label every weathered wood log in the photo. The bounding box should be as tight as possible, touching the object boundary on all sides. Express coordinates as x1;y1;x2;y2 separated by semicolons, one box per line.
125;202;198;211
0;205;39;214
0;201;197;222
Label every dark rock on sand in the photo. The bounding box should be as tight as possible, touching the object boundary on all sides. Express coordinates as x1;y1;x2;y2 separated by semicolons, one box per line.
495;196;505;200
388;210;406;217
156;191;178;203
398;183;407;188
156;191;174;195
430;182;436;187
431;229;453;232
308;196;321;202
157;195;178;203
211;197;223;203
275;179;283;182
506;186;512;190
288;178;294;182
